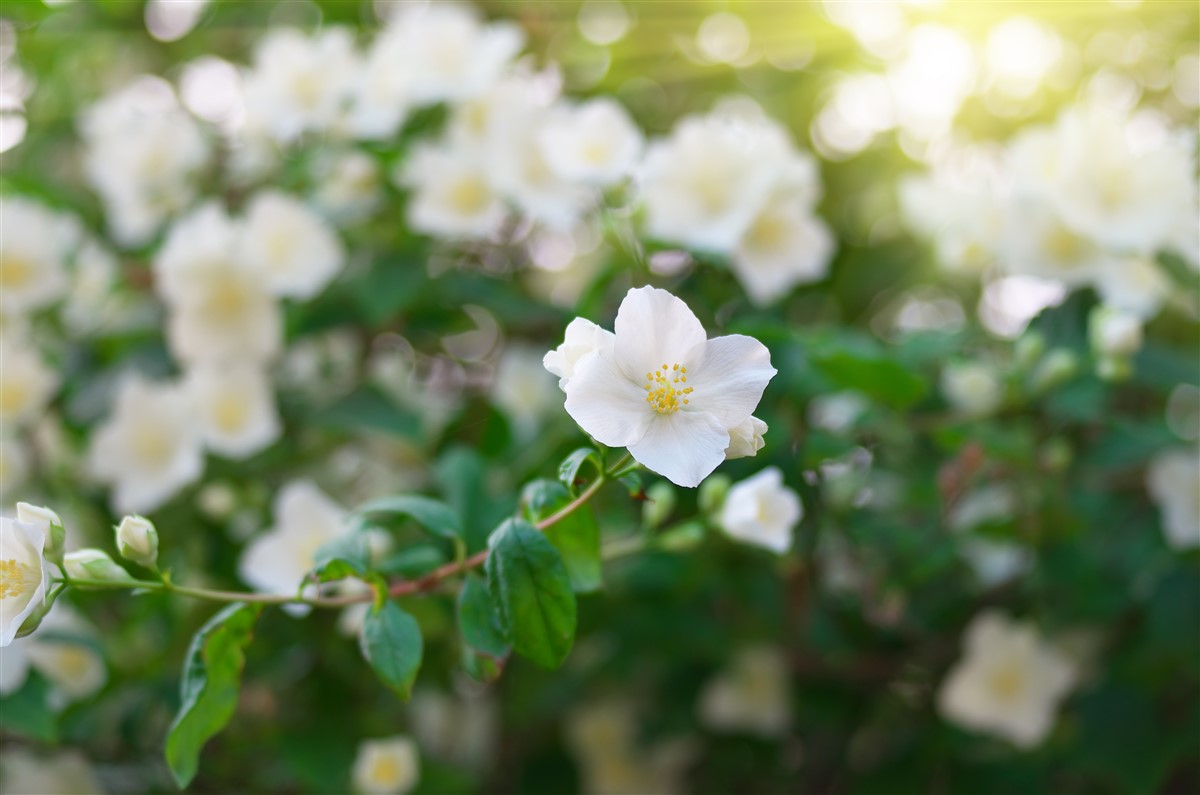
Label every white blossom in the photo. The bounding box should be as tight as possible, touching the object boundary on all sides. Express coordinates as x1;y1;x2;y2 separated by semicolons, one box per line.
352;736;420;795
23;606;106;706
941;361;1003;417
0;439;29;496
185;364;281;459
543;318;614;390
539;98;643;186
238;190;345;300
1093;256;1171;320
724;415;768;460
732;198;835;305
698;646;792;736
0;516;50;646
0;197;77;314
491;346;561;440
718;467;802;554
86;374;204;514
400;139;507;239
938;611;1077;748
0;332;58;427
0;748;104;795
555;286;776;487
1146;448;1200;550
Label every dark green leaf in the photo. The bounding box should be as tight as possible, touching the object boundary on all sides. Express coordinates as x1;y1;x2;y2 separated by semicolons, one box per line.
521;479;602;593
457;574;510;658
165;603;262;788
485;518;577;669
810;350;928;409
359;600;423;700
310;532;371;582
314;386;420;439
558;447;602;493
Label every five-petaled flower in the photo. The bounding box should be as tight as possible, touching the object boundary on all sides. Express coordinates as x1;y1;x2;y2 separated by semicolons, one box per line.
1;516;52;647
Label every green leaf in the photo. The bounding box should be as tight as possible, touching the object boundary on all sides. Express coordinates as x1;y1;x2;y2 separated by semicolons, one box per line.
0;672;57;742
810;350;928;410
315;386;420;439
357;494;463;542
359;600;424;700
457;574;510;658
310;532;371;582
375;544;448;577
521;479;603;593
558;447;602;493
165;603;262;789
485;518;577;669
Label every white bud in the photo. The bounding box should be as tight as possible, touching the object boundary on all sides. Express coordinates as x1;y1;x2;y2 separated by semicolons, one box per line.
63;549;134;585
725;416;768;460
115;515;159;568
15;502;65;564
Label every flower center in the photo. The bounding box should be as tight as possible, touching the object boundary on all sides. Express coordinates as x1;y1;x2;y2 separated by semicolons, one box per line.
448;176;491;214
0;256;33;289
369;755;402;786
987;663;1027;702
644;363;693;415
0;558;39;600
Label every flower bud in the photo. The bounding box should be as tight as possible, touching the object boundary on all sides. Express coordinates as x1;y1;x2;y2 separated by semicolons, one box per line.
63;549;134;585
642;482;677;529
725;416;767;460
16;502;66;565
941;362;1003;416
115;515;159;569
698;474;731;515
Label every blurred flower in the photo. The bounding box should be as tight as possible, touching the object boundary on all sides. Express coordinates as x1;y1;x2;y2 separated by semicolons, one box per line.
555;286;776;487
724;415;767;460
241;28;359;143
87;374;203;514
401;138;507;239
698;646;792;736
0;514;50;646
0;638;29;694
718;467;801;554
347;24;412;140
1093;256;1170;320
1146;448;1200;550
238;480;348;616
807;390;869;434
411;686;498;771
312;150;383;222
941;361;1003;417
115;515;159;569
732;196;834;305
566;699;691;795
24;605;106;707
0;331;57;426
352;735;420;795
0;438;29;495
539;98;642;186
0;196;76;314
0;748;104;795
185;363;281;459
938;611;1077;748
491;346;561;440
1089;305;1143;381
238;190;345;300
155;203;282;365
79;77;208;246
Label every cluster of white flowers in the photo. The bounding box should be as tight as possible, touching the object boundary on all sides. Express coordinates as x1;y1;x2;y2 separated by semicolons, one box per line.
901;102;1197;322
544;286;776;487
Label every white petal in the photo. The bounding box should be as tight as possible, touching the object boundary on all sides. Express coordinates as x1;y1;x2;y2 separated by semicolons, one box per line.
686;335;776;427
613;286;707;379
627;412;729;488
564;350;654;448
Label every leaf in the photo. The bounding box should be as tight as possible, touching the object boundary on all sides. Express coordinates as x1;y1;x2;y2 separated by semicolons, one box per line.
485;518;577;669
310;532;371;582
521;479;603;593
165;603;262;788
558;447;602;493
359;601;423;700
356;495;463;541
457;574;510;658
314;386;421;439
810;350;928;410
0;672;57;742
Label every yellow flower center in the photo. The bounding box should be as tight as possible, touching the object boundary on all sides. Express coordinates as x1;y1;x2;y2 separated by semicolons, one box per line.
368;754;402;786
132;426;175;467
0;558;39;600
447;176;491;215
0;380;31;416
1044;224;1085;268
987;663;1027;702
0;256;33;289
644;363;693;415
212;393;250;433
745;211;789;252
53;645;95;679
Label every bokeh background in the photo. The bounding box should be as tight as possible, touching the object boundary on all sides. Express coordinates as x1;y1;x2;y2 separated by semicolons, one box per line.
1;1;1198;793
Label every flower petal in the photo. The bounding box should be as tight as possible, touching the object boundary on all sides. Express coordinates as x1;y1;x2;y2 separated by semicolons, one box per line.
564;349;654;448
613;286;707;380
686;335;777;427
627;411;729;488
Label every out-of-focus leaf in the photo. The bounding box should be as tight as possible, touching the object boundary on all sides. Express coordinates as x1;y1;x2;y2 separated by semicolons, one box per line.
0;672;57;742
457;574;510;658
521;479;603;593
314;386;420;439
311;533;371;582
356;495;462;541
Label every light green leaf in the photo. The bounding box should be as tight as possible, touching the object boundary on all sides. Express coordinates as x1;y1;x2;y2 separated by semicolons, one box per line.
165;603;262;788
359;600;423;700
485;518;577;669
558;447;602;494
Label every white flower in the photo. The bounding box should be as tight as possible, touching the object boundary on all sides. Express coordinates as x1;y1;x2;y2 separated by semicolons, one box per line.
732;199;835;305
698;646;792;736
0;516;50;646
238;480;348;615
0;197;76;314
115;515;159;568
1146;448;1200;550
1093;256;1170;320
238;191;344;300
997;197;1106;288
724;415;767;460
539;98;643;186
382;4;523;106
410;688;498;770
0;333;58;426
938;610;1077;748
491;346;561;440
242;28;359;142
23;606;106;706
959;538;1032;587
807;391;869;434
79;77;209;246
154;204;282;365
898;169;1004;275
639;111;795;253
543;318;615;390
352;736;420;795
565;700;691;795
557;286;776;487
185;363;281;459
0;749;104;795
941;361;1003;417
1088;306;1143;358
718;467;802;554
347;26;412;140
400;139;507;239
87;374;204;514
312;150;382;222
62;239;124;336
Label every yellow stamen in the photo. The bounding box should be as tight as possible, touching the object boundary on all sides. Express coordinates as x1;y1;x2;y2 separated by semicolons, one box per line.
644;362;694;415
0;558;39;600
